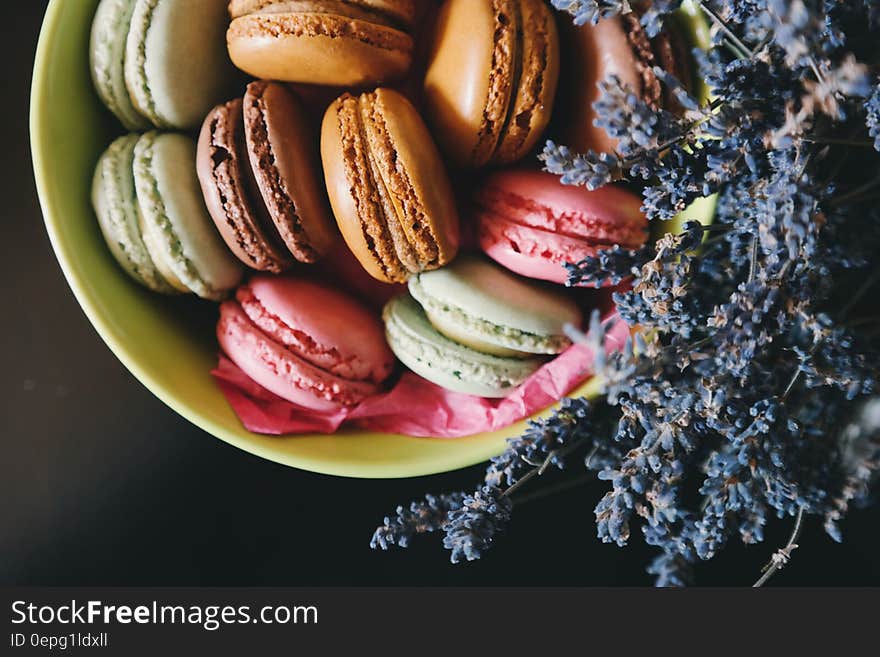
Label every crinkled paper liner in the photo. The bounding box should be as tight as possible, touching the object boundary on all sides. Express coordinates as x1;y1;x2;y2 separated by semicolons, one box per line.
212;309;629;438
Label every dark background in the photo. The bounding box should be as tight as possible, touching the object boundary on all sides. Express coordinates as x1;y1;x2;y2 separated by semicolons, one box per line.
3;2;878;587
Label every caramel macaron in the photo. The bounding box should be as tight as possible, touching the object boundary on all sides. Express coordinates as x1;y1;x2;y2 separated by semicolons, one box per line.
423;0;560;168
227;0;416;86
321;87;460;283
557;9;695;154
197;81;336;272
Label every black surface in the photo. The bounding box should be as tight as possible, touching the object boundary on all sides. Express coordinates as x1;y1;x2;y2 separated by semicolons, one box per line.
3;2;878;587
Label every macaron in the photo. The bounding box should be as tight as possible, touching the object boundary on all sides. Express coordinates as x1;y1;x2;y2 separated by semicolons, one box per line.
91;0;240;130
90;0;150;130
227;0;416;86
423;0;560;168
92;131;243;299
383;256;582;398
218;276;395;411
92;134;174;293
197;81;337;273
475;170;648;285
120;0;239;129
556;7;695;154
321;87;460;283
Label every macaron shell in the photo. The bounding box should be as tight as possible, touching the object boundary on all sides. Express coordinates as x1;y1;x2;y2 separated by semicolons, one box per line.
492;0;559;164
558;15;643;154
475;171;648;285
197;98;294;273
125;0;239;129
322;94;405;283
133;132;243;300
218;301;378;411
476;170;648;246
90;0;149;130
423;0;506;167
137;204;192;294
244;81;336;262
479;215;598;285
243;275;395;383
384;294;544;398
411;259;579;355
227;12;413;86
321;89;460;283
91;134;174;293
424;308;533;358
228;0;417;27
363;89;460;271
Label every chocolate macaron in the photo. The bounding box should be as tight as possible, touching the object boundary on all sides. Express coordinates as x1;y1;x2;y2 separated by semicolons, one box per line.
321;87;460;283
423;0;560;168
227;0;416;86
197;81;336;272
558;3;696;154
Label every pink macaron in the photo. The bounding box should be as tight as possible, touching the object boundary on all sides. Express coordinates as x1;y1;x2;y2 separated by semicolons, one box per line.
217;275;395;411
475;170;648;286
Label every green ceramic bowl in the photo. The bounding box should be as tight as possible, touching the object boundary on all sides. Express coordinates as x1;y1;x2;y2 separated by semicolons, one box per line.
30;0;712;479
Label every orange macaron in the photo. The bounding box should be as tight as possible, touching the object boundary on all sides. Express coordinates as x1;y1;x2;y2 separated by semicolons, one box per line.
320;87;460;283
423;0;560;168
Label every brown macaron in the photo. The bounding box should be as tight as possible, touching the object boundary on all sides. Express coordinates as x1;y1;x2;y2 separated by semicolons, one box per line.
227;0;416;87
423;0;560;168
557;6;694;154
197;81;336;272
321;87;460;283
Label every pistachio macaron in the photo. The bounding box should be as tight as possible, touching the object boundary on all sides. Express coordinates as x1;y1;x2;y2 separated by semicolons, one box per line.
423;0;560;168
383;256;582;397
321;87;460;283
227;0;416;86
90;0;240;130
197;81;337;272
90;0;150;130
92;132;243;300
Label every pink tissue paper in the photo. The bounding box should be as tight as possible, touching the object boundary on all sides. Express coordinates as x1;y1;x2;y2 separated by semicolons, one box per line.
212;310;630;439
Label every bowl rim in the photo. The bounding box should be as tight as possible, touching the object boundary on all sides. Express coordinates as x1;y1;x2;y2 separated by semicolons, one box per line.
29;0;527;479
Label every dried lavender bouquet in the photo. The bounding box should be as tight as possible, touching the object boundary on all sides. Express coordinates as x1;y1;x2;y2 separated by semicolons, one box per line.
371;0;880;586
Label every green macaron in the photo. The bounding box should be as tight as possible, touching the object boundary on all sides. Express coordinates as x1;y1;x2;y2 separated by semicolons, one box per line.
408;256;582;356
92;132;243;300
90;0;150;130
384;256;583;397
384;294;546;398
90;0;239;130
92;133;174;292
125;0;239;129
